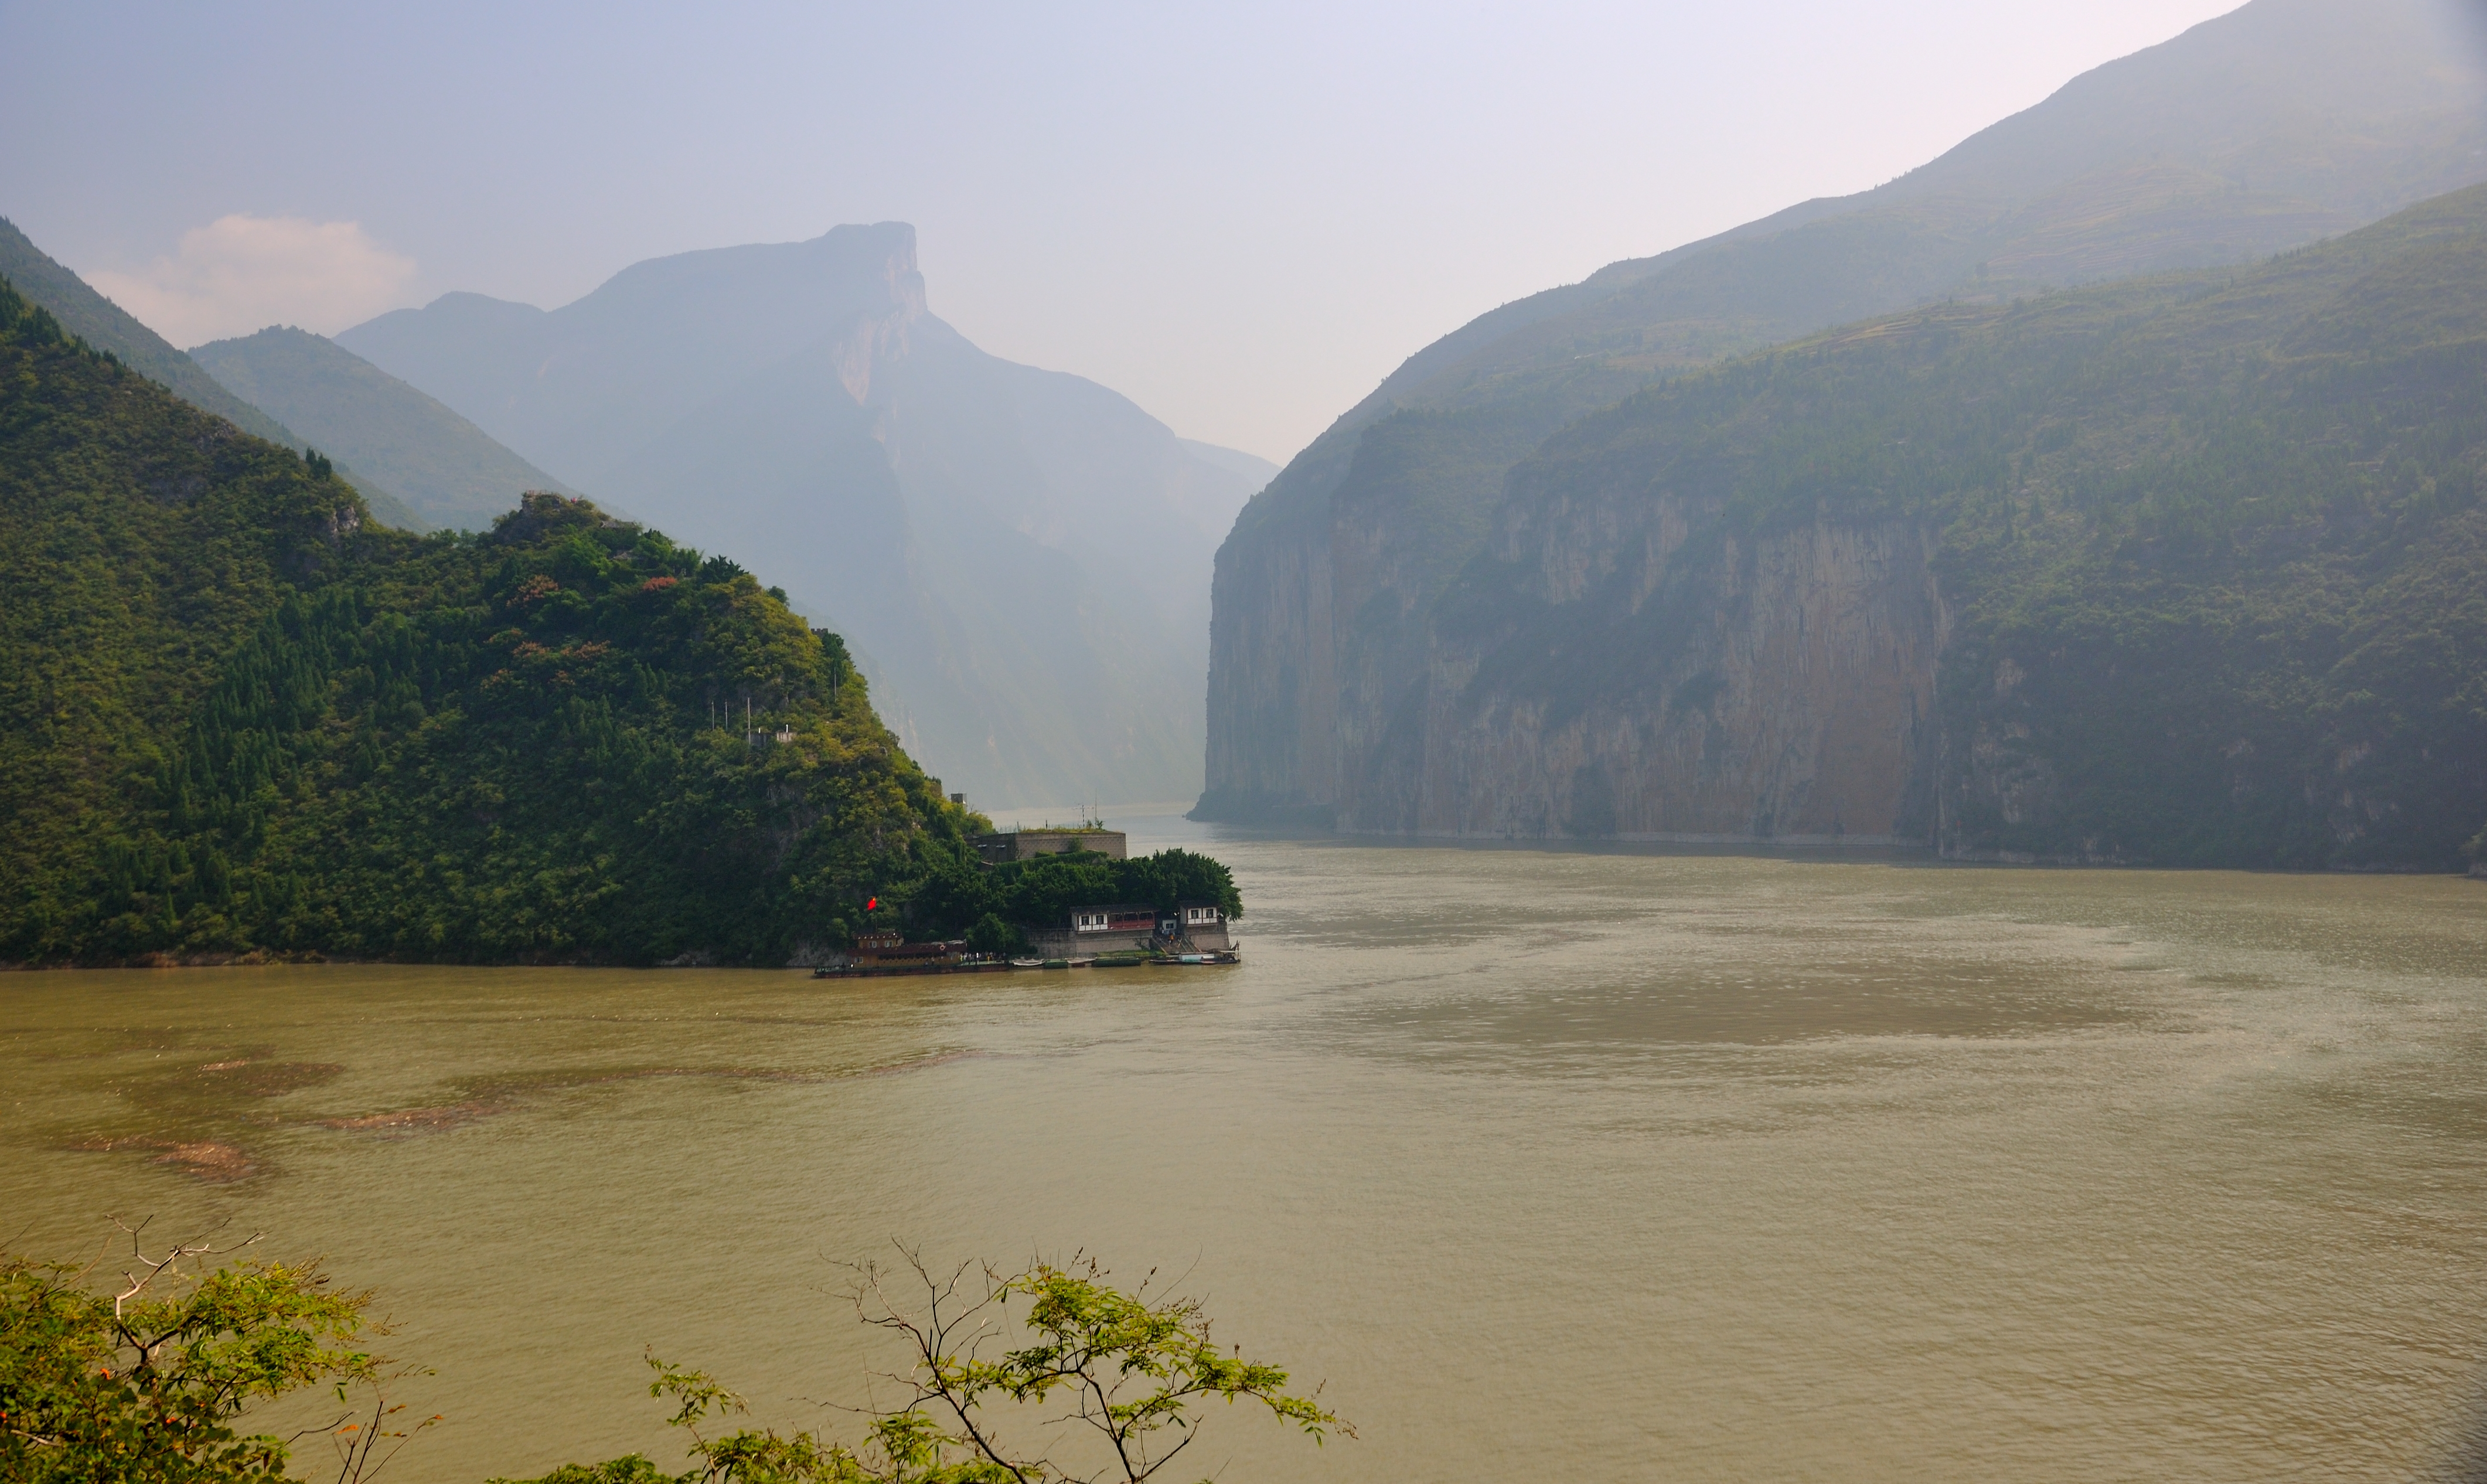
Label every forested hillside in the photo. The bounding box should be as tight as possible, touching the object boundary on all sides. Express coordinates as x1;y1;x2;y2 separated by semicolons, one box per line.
1384;186;2487;867
0;275;981;966
0;216;430;532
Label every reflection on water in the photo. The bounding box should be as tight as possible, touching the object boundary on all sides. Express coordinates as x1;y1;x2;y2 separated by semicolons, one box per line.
3;822;2484;1481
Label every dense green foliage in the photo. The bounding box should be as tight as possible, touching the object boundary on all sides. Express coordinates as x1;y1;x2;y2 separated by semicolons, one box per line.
886;844;1248;957
907;848;1243;944
0;273;1023;965
0;1235;379;1482
1459;186;2487;866
73;509;951;963
2;279;375;961
0;219;302;459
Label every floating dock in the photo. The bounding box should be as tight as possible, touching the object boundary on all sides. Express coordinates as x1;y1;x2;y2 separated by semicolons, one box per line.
812;961;1015;980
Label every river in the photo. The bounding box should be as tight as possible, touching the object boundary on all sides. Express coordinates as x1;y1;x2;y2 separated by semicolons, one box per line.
5;817;2485;1480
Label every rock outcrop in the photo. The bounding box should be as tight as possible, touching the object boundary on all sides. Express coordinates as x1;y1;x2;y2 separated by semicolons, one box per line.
1200;466;1338;824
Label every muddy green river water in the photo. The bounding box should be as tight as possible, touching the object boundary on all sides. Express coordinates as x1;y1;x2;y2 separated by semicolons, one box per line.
5;818;2486;1480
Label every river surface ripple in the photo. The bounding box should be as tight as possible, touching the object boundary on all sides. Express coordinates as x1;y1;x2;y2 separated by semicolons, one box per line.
5;820;2485;1481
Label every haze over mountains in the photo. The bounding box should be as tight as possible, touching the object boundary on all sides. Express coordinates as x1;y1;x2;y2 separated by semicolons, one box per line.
0;265;972;967
1200;0;2487;865
1425;187;2487;865
0;216;431;533
335;228;1274;808
5;205;1272;811
4;0;2478;842
190;326;579;533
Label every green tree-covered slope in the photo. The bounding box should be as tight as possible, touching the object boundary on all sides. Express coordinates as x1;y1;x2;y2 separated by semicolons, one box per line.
0;274;983;966
192;326;582;531
1437;185;2487;867
0;216;429;531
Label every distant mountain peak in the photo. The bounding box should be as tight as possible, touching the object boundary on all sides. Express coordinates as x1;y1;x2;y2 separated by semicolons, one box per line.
815;220;926;319
333;221;1245;806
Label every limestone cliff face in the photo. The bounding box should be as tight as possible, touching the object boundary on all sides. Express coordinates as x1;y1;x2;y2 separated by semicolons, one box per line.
1200;396;1632;825
1207;179;2487;871
1199;439;1345;823
1211;422;1958;844
826;241;926;408
1348;480;1947;840
1197;0;2487;835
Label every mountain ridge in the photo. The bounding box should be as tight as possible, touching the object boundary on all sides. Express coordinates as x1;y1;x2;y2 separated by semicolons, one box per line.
1364;183;2487;866
190;325;581;531
0;216;430;532
1200;0;2487;830
0;271;980;966
339;226;1271;808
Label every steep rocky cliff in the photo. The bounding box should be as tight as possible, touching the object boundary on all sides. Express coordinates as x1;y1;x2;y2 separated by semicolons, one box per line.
1201;453;1337;823
1200;0;2487;836
1381;516;1946;841
1379;187;2487;867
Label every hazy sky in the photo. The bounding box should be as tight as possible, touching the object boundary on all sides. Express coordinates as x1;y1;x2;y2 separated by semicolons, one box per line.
2;0;2242;460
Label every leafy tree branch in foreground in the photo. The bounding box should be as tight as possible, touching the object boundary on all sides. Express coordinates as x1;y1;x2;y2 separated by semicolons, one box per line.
499;1249;1349;1484
0;1219;430;1484
1;1228;1343;1483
